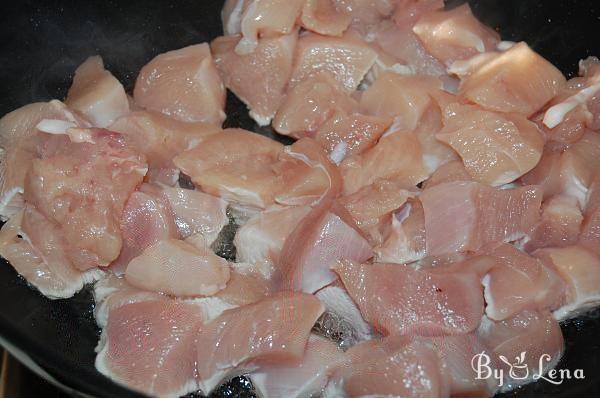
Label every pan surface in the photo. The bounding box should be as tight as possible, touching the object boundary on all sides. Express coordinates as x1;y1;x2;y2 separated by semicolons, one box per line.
0;0;599;397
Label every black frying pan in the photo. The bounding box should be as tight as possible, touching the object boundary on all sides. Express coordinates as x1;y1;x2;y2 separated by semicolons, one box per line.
0;1;599;397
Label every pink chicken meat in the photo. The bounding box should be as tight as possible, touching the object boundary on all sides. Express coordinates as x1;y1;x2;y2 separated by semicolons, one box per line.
0;1;599;397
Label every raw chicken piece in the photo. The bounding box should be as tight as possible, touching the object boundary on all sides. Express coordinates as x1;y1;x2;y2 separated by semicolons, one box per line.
478;310;564;392
336;179;411;245
315;112;391;159
543;106;591;146
459;42;566;116
273;74;357;138
195;293;324;393
540;82;597;144
542;59;600;134
315;284;375;347
414;101;460;175
519;148;562;200
373;20;447;77
289;32;377;92
274;138;343;206
525;195;583;251
0;101;89;219
480;243;565;321
235;0;304;55
534;246;600;320
413;4;500;65
125;239;230;297
111;189;179;275
96;299;204;398
580;178;600;256
392;0;444;29
446;51;499;79
359;72;440;132
65;56;129;128
212;32;297;126
1;205;104;299
161;187;228;245
275;205;373;293
588;92;600;131
24;130;146;271
420;182;542;256
174;129;283;208
110;110;220;185
183;296;237;326
347;0;396;33
212;263;271;306
251;335;345;398
326;336;450;398
421;251;496;274
334;260;484;336
340;129;428;195
424;333;495;396
580;55;600;79
436;103;544;186
301;0;352;36
134;43;226;125
558;131;600;207
93;274;164;328
361;43;416;88
234;205;311;279
373;198;427;264
423;159;472;188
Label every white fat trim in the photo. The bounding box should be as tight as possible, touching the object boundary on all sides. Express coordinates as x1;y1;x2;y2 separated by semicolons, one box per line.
249;110;273;127
48;100;87;125
497;41;516;51
36;119;77;134
316;286;374;342
425;22;485;52
481;274;499;320
553;295;600;321
186;138;203;150
394;203;412;223
389;63;416;75
185;297;237;321
134;166;149;176
283;146;332;205
219;185;264;209
543;83;600;129
447;52;495;77
579;56;600;76
382;116;403;138
423;154;441;175
512;234;531;251
0;188;24;220
224;0;245;35
42;268;105;300
563;175;589;209
235;36;258;55
491;171;521;187
329;141;348;165
251;369;325;398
